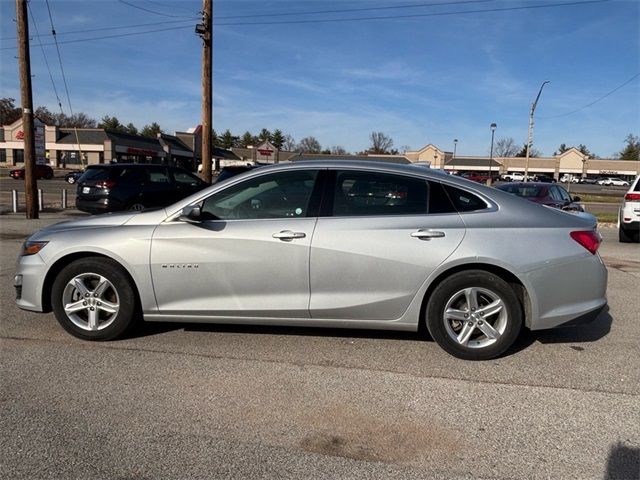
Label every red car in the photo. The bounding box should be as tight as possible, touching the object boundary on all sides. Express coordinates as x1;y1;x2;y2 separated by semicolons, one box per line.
459;171;499;183
497;182;583;211
9;164;54;180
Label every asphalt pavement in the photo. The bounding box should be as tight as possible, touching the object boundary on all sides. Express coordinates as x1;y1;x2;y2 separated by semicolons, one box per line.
0;212;638;479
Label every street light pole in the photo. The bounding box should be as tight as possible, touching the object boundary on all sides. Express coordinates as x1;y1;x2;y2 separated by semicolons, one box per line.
489;123;497;185
452;138;458;174
524;80;550;182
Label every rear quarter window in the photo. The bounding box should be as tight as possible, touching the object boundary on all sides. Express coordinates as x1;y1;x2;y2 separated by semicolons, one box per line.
79;167;119;182
443;184;488;212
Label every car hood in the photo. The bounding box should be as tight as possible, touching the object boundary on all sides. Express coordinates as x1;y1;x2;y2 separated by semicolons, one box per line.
27;210;162;240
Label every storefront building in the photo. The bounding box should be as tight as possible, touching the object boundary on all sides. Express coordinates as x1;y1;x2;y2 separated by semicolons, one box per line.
405;144;640;180
0;118;196;169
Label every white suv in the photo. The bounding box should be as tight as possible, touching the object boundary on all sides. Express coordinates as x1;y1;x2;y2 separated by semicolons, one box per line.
618;175;640;242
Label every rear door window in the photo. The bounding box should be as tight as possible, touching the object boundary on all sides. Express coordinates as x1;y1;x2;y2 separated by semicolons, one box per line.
332;171;428;216
79;166;117;182
147;166;171;184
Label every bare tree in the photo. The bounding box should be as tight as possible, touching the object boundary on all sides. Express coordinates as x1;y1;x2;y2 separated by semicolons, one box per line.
493;137;519;157
330;145;348;155
282;134;296;151
369;131;394;154
297;136;322;153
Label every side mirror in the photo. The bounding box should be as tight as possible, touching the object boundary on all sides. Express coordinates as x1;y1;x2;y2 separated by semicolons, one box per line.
178;205;201;222
572;196;581;202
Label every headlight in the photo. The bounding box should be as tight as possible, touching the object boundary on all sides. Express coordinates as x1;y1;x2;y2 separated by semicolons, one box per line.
21;241;48;256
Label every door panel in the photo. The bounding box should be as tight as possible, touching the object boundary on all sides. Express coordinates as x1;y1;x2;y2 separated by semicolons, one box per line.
309;214;465;320
151;218;316;317
150;169;321;318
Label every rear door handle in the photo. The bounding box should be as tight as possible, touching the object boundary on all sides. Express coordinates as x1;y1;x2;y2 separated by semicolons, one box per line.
411;229;445;240
272;230;306;241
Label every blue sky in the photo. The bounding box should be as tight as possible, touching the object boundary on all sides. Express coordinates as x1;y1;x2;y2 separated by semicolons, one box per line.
1;0;639;157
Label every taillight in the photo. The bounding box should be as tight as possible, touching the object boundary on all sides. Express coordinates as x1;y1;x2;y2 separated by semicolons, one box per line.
624;193;640;201
570;230;601;255
95;180;116;189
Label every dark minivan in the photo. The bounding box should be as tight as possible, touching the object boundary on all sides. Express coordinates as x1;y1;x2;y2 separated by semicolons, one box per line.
76;164;208;214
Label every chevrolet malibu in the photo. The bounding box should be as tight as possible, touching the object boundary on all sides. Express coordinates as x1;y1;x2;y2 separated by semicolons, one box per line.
14;161;607;360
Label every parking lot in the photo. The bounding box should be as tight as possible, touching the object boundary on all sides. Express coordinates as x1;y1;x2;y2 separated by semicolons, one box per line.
0;211;638;479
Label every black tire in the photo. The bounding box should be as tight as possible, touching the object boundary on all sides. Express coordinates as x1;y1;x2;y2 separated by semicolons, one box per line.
618;226;638;243
51;257;138;340
426;270;523;360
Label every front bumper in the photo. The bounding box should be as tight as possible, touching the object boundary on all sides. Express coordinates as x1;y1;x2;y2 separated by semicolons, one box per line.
14;253;48;312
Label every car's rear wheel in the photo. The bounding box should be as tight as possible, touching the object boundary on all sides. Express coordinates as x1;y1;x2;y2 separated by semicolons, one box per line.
619;226;638;243
426;270;523;360
51;257;137;340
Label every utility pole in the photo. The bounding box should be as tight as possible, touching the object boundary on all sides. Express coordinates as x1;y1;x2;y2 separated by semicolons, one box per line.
198;0;213;183
16;0;38;219
524;80;549;182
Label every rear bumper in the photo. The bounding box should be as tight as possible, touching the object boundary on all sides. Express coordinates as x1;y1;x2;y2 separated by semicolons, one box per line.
524;253;608;331
76;196;124;214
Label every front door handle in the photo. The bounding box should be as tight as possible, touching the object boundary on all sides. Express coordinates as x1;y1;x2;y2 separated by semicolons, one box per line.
411;229;445;240
272;230;306;241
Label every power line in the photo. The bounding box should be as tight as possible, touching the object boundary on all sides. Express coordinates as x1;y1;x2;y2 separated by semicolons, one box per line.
540;72;640;119
27;1;65;116
44;0;74;117
215;0;609;26
0;0;610;50
0;25;194;51
1;18;197;41
118;0;196;19
216;0;494;20
139;0;199;15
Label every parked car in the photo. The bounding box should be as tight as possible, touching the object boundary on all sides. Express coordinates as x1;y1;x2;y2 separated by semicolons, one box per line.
559;174;580;183
15;161;607;361
578;177;598;184
459;171;498;183
75;164;208;214
597;177;630;186
64;170;84;184
533;174;556;183
214;164;263;183
500;172;530;182
618;174;640;243
9;164;54;180
497;182;584;212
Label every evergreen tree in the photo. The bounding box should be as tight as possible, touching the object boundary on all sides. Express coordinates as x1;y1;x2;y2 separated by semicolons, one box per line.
618;134;640;160
98;115;127;133
219;129;238;149
271;129;285;149
258;128;272;143
140;122;163;138
240;131;257;147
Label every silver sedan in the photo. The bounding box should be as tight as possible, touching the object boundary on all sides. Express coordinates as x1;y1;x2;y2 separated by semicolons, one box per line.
14;161;607;360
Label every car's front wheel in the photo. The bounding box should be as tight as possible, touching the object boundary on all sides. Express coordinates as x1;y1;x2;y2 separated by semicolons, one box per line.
51;257;137;340
426;270;523;360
